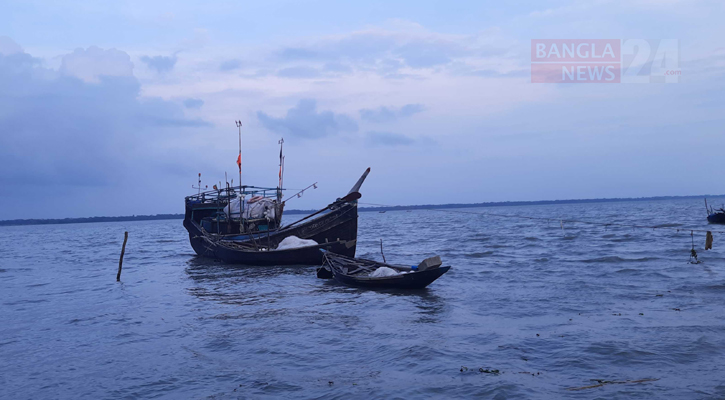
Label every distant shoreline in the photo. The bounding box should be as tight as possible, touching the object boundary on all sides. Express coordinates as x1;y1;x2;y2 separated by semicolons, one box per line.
1;194;722;227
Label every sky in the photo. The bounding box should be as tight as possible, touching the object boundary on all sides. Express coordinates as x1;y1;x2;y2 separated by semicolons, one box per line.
1;0;724;219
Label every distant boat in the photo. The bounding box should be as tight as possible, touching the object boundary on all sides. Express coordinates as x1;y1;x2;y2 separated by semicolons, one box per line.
708;209;725;224
379;211;386;213
705;199;725;224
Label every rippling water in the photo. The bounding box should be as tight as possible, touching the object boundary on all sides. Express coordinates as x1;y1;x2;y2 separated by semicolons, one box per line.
2;198;725;399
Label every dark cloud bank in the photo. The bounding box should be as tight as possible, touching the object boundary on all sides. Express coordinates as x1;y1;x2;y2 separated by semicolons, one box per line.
0;40;209;218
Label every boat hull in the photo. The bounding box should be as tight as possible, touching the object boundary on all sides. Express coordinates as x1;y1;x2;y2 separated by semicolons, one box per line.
331;266;451;289
184;202;358;264
320;252;451;289
707;213;725;224
208;242;353;266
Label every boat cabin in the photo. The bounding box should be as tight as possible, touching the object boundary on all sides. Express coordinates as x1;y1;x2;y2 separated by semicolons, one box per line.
185;185;284;235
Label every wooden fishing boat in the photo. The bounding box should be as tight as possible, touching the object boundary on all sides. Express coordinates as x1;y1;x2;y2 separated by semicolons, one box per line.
187;195;360;264
708;210;725;224
184;169;370;264
317;252;451;289
705;199;725;224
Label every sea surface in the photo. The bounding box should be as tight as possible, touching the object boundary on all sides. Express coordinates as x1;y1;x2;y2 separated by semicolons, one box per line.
2;198;725;399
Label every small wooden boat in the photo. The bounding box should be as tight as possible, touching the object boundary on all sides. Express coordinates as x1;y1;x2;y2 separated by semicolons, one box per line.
708;211;725;224
317;252;451;289
705;199;725;224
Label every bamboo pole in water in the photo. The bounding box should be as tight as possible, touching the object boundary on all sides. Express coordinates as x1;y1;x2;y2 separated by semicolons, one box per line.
117;231;128;281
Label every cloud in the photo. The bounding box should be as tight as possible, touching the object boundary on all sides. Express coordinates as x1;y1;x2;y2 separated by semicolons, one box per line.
0;45;209;195
60;46;134;83
140;53;178;73
466;69;530;78
271;24;514;77
219;59;243;71
359;104;424;123
366;131;415;146
257;99;358;139
183;98;204;109
0;36;23;56
323;62;352;73
276;66;320;78
277;47;319;61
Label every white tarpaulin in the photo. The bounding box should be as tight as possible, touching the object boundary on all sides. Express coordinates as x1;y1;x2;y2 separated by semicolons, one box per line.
370;267;401;277
225;197;277;220
275;236;318;250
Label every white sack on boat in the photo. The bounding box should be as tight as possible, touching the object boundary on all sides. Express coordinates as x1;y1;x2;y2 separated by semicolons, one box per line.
275;236;318;250
226;197;277;220
370;266;400;277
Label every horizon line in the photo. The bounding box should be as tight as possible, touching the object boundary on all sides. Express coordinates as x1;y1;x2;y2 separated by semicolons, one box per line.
1;193;723;227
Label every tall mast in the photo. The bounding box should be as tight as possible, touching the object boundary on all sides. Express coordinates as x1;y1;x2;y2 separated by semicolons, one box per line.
235;120;243;232
236;121;242;190
278;138;284;191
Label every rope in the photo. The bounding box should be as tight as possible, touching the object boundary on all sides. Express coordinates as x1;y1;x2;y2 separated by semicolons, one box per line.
359;202;725;234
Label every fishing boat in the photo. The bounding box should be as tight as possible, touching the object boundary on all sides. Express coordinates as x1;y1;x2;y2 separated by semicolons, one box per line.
183;120;371;264
317;252;451;289
705;199;725;224
708;209;725;224
184;169;370;264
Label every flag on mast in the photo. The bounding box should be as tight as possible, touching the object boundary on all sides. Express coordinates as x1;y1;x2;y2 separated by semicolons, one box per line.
236;153;241;172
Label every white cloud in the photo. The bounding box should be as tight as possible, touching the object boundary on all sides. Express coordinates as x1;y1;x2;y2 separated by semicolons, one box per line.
60;46;134;83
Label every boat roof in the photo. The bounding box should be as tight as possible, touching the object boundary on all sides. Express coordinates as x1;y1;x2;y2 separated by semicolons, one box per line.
186;185;282;201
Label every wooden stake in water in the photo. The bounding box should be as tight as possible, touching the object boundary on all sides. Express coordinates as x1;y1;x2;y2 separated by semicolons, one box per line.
117;231;128;281
380;239;386;263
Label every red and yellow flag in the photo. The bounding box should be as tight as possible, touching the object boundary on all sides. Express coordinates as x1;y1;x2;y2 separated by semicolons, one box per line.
236;154;241;172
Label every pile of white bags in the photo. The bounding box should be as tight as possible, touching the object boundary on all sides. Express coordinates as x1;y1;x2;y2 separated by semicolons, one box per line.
225;197;277;220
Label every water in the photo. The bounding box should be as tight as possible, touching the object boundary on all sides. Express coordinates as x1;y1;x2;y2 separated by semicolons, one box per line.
1;198;725;399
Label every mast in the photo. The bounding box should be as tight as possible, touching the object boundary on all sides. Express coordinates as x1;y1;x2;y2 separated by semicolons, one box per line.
278;138;285;197
236;121;243;232
192;173;207;196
